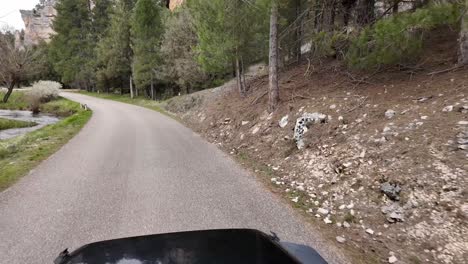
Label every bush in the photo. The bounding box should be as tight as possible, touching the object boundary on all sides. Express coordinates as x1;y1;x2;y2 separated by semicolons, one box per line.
346;3;461;69
26;81;62;113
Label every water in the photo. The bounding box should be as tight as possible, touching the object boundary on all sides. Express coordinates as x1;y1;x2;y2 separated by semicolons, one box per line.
0;110;60;140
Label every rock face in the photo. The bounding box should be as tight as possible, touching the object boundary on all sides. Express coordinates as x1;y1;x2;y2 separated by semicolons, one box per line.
19;0;57;47
169;0;185;10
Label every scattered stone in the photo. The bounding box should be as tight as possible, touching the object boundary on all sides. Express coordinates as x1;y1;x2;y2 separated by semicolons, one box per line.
324;217;333;224
381;203;405;223
366;228;374;235
339;204;346;210
252;126;260;135
346;203;354;209
330;104;337;109
385;110;396;119
458;121;468;126
343;221;351;228
279;115;289;128
442;105;453;112
338;116;344;121
380;182;402;201
294;112;327;149
388;255;398;263
420;116;428;120
317;208;329;215
336;236;346;243
241;121;250;126
291;197;299;203
414;96;432;103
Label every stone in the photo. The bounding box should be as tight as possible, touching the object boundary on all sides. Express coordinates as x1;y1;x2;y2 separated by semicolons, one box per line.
442;105;453;112
382;203;405;223
279;115;289;128
252;126;260;135
324;217;333;224
385;110;396;119
336;236;346;243
291;197;299;203
343;221;351;228
420;116;428;120
330;104;337;109
458;121;468;126
366;228;374;235
380;182;402;201
388;256;398;263
16;0;57;47
317;208;329;215
241;121;250;126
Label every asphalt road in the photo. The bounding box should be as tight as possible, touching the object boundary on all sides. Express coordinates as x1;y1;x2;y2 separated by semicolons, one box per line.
0;92;346;264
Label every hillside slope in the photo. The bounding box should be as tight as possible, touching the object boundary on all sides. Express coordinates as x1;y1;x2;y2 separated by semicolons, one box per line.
163;28;467;264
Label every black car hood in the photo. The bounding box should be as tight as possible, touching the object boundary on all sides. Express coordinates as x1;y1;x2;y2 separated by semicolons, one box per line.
57;229;310;264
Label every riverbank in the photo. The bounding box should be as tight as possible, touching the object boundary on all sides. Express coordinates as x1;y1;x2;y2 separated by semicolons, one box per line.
0;91;92;190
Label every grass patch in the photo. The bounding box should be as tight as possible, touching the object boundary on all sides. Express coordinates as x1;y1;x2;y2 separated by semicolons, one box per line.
0;91;28;110
0;118;36;131
0;94;91;190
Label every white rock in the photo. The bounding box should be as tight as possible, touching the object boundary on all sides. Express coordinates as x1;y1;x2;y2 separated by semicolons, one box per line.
279;115;289;128
339;205;346;210
291;197;299;203
385;110;396;119
346;203;354;209
336;236;346;243
388;255;398;263
458;121;468;125
252;126;260;134
330;104;337;109
420;116;428;120
366;228;374;235
241;121;250;126
343;221;351;228
338;116;344;121
442;105;453;112
324;217;333;224
317;208;329;215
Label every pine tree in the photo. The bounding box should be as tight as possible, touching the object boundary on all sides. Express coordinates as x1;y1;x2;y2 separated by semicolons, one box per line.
131;0;164;97
48;0;93;88
96;0;135;91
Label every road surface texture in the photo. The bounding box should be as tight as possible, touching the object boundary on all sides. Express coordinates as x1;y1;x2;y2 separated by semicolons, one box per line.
0;92;346;264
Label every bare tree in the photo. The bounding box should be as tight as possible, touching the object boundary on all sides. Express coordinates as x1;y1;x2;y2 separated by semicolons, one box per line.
0;33;36;103
268;0;279;112
460;0;468;65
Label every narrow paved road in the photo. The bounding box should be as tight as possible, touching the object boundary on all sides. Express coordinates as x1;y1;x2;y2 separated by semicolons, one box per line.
0;93;345;264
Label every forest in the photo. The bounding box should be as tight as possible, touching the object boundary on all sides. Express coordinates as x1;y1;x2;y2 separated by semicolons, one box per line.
1;0;467;108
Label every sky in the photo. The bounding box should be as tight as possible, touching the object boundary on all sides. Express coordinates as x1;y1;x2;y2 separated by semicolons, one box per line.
0;0;39;30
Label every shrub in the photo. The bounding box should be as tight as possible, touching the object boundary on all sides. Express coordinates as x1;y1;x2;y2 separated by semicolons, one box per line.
26;81;62;113
346;3;461;69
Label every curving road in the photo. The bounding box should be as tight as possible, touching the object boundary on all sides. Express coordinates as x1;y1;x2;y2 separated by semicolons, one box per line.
0;92;345;264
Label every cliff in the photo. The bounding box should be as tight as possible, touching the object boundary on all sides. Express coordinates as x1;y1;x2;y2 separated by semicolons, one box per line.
18;0;57;47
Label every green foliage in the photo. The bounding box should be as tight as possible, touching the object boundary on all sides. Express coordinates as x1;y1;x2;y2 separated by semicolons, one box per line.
48;0;94;86
160;5;207;93
96;0;135;91
0;118;36;131
131;0;164;90
346;3;461;69
189;0;269;73
310;31;349;59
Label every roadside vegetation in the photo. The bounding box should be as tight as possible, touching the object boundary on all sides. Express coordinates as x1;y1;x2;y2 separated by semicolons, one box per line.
0;118;36;131
0;84;91;190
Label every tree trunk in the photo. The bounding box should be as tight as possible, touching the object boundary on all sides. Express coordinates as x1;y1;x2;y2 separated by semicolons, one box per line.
130;76;134;99
240;55;247;93
151;74;155;100
460;0;468;65
235;54;245;96
268;1;279;112
294;0;302;63
2;83;14;103
356;0;375;26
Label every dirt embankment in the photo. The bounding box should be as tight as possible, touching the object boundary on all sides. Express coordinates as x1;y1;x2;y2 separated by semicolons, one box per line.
163;31;468;264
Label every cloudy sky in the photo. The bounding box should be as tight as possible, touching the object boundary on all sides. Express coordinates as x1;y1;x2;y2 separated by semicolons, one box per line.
0;0;39;30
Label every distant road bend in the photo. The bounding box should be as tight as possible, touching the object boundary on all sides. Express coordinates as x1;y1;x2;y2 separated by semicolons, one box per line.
0;92;346;264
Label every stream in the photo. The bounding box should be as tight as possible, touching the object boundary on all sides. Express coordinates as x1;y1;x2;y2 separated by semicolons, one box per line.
0;110;60;140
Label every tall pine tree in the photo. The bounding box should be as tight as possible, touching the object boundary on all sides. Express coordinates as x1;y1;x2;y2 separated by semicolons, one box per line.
49;0;93;88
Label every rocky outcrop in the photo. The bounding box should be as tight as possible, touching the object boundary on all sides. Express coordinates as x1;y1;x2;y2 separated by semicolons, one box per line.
18;0;57;47
169;0;185;10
